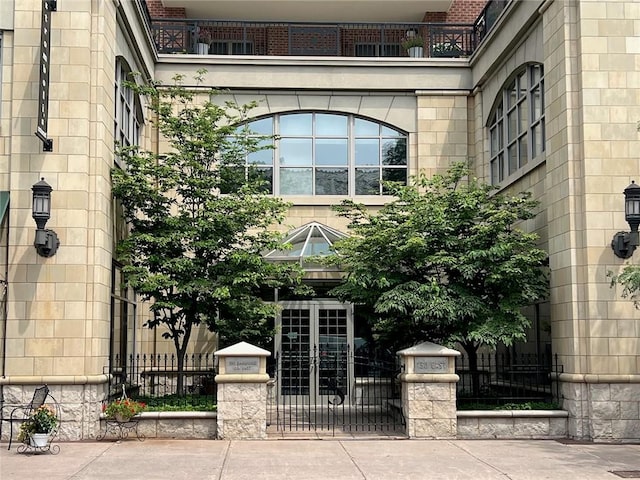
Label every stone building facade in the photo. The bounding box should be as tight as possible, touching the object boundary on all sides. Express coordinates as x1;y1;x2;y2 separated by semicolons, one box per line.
0;0;638;442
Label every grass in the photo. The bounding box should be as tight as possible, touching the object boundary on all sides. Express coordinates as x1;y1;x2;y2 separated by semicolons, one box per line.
133;394;217;412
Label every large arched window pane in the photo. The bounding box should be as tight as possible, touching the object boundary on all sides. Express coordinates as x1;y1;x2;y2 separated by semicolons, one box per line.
488;63;545;185
235;112;407;196
280;138;312;166
281;113;312;135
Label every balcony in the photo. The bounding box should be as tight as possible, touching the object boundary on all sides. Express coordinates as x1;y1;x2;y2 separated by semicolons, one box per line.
151;19;478;59
157;0;454;23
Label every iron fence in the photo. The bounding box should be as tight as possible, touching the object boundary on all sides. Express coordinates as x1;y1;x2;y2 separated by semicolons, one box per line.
269;348;404;435
150;19;476;58
456;351;563;407
106;353;217;405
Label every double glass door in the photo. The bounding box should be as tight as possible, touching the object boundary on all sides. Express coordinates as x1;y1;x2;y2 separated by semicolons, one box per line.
276;301;353;404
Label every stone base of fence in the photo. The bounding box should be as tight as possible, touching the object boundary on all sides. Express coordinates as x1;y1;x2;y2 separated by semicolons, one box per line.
97;412;217;440
457;410;568;439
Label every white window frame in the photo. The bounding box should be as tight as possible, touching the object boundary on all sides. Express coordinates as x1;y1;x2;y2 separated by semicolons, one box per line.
240;112;408;197
114;59;143;168
489;63;545;186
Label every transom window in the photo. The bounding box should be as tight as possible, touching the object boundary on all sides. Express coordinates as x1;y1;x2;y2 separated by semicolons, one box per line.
236;112;407;196
489;63;545;185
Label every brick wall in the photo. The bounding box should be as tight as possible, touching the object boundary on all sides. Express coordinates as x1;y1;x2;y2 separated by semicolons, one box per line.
145;0;185;18
424;0;486;23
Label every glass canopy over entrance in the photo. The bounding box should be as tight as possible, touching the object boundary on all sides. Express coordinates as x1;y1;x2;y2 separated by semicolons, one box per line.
264;221;347;268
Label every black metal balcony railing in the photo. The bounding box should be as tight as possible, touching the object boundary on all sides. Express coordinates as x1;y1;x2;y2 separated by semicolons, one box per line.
151;19;478;59
473;0;509;45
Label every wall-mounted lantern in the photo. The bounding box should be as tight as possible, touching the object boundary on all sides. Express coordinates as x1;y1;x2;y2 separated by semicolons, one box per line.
31;178;59;257
611;181;640;258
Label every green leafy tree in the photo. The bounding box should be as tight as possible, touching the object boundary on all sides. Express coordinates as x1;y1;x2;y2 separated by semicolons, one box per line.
112;72;306;394
609;265;640;307
329;163;549;394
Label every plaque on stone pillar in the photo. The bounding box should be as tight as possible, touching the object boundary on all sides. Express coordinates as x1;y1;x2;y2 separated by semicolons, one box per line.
414;356;448;374
225;356;260;374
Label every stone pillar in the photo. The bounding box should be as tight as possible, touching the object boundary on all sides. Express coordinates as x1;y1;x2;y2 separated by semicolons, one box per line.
214;342;270;440
397;341;460;439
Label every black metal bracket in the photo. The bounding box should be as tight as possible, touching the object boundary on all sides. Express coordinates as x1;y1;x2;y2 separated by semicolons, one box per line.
34;228;60;257
611;231;636;259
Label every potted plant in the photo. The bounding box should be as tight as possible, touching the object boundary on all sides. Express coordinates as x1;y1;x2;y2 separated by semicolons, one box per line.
401;34;424;58
431;41;464;58
102;398;147;422
195;29;211;55
17;405;59;447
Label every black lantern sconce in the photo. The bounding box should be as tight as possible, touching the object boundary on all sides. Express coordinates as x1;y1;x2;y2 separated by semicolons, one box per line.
611;181;640;259
31;178;59;257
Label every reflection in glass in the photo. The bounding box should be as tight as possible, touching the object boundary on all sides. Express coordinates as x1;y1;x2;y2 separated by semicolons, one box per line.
280;168;313;194
382;168;406;193
281;113;312;135
507;111;517;141
248;117;273;135
316;114;347;136
381;125;399;137
355;168;379;195
508;144;518;174
354;118;379;136
355;139;379;165
519;101;528;135
316;168;348;195
316;139;348;165
280;138;312;166
382;139;407;165
519;136;528;166
248;139;273;165
248;166;273;194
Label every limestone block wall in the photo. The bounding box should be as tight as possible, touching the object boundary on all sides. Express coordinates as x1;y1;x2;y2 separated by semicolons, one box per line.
561;379;640;442
0;381;108;442
121;412;217;440
216;383;267;439
457;410;568;439
402;382;457;438
416;93;469;177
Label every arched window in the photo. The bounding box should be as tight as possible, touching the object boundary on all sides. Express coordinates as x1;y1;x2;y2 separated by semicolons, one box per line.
489;63;545;185
237;112;407;196
114;58;143;164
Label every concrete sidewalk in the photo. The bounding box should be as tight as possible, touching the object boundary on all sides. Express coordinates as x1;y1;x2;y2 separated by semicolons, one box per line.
1;438;639;480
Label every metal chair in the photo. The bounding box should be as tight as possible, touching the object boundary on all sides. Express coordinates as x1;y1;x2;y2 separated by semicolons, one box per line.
2;385;50;450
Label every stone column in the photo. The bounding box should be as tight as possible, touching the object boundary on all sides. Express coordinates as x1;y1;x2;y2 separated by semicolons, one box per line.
214;342;271;440
397;341;460;438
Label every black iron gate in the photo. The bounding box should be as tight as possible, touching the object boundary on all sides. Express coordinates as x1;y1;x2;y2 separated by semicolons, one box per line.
268;345;405;436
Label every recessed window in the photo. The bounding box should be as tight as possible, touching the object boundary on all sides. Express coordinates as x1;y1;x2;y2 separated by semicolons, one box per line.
230;112;407;196
489;64;545;185
114;59;143;166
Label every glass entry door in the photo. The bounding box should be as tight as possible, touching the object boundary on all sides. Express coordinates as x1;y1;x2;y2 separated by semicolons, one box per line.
277;301;352;404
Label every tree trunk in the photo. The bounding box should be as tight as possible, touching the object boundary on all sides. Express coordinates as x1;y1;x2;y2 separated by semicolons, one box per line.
174;317;193;396
462;341;480;398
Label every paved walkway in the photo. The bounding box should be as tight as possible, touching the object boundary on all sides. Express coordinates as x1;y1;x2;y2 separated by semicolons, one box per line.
1;438;639;480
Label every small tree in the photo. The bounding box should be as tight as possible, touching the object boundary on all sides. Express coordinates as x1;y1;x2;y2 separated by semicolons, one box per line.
112;72;306;394
329;163;549;395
